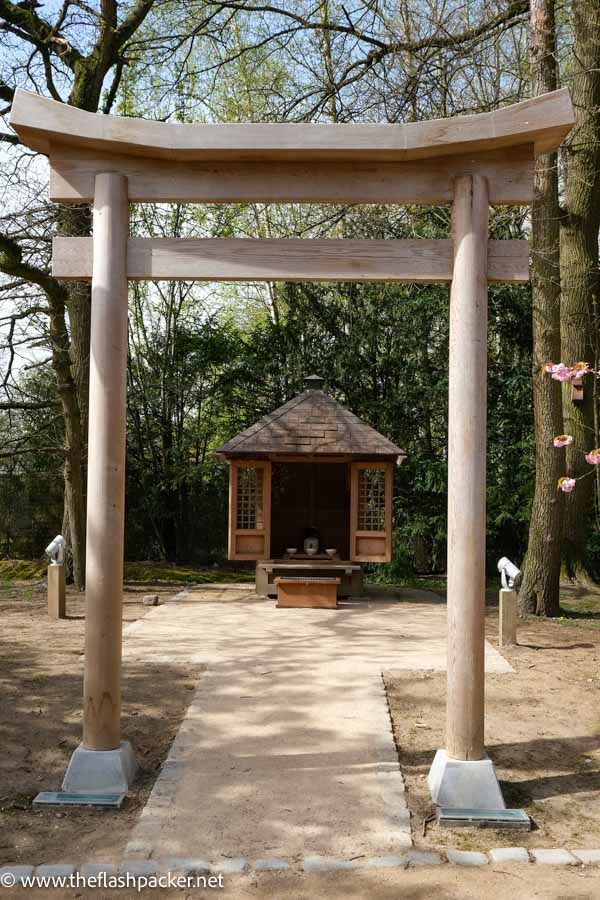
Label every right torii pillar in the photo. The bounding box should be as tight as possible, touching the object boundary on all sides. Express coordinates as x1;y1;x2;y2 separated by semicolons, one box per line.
428;174;505;810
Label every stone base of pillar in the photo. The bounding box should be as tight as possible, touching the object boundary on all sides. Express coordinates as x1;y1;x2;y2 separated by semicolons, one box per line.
62;741;137;795
428;749;505;810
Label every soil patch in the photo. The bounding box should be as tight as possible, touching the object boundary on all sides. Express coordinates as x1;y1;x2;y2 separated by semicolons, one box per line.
0;583;201;865
386;601;600;852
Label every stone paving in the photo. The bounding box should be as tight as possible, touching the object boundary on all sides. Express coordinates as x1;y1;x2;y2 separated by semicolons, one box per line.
122;588;511;864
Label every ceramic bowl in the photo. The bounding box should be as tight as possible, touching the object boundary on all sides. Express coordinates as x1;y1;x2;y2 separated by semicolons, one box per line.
305;547;318;556
286;547;297;556
325;548;337;558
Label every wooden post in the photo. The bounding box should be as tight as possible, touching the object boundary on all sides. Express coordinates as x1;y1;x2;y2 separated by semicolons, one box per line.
446;174;489;762
47;564;66;619
82;173;129;752
499;588;518;647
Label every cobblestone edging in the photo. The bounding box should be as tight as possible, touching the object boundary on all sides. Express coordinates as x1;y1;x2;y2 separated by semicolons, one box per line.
2;848;600;884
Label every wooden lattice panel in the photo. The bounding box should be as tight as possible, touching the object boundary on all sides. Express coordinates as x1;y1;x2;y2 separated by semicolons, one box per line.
236;466;264;530
228;461;271;560
358;467;386;532
350;461;392;562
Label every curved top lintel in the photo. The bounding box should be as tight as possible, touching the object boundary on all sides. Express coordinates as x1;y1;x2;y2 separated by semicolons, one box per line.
9;88;574;163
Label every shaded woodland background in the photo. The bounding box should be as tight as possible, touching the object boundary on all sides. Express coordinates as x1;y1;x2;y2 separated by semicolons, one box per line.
0;1;598;608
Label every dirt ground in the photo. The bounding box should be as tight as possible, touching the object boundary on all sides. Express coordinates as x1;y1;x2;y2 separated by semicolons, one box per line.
387;584;600;853
2;575;600;898
2;865;600;900
0;582;201;866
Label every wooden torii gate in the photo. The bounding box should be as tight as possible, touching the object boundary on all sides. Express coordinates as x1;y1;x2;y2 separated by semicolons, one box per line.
10;88;574;803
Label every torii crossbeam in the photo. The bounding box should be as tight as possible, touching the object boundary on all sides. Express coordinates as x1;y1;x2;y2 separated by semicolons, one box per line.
9;88;574;806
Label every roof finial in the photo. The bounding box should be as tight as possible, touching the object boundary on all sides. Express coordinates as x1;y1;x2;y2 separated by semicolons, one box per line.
304;374;324;391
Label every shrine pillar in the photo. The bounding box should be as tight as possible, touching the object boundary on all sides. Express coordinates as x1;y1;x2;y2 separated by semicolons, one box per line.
428;174;505;809
63;173;137;794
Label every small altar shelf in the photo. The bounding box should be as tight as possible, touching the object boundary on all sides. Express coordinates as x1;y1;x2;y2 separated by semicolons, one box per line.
256;559;362;598
275;576;341;609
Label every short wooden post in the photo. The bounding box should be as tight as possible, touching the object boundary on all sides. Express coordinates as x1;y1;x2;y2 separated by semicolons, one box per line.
48;564;66;619
82;173;129;752
446;174;489;762
499;588;518;647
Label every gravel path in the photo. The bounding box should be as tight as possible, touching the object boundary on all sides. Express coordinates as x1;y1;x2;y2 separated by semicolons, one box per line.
124;590;511;863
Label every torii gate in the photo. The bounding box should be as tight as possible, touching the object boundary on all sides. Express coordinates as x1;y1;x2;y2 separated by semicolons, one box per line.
10;88;574;805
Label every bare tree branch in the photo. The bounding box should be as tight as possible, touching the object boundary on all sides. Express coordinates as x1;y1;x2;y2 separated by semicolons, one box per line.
0;0;84;71
0;79;15;104
0;231;67;302
208;0;529;56
0;305;51;321
0;400;59;410
114;0;156;49
0;445;66;458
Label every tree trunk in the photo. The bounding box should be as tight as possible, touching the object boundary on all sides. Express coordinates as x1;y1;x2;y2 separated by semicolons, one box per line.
56;204;92;588
61;393;86;590
559;0;600;584
58;206;92;442
52;71;115;584
520;0;563;616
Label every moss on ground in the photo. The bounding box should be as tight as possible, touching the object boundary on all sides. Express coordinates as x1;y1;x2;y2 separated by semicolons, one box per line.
397;576;448;594
0;560;47;580
557;585;600;628
0;559;254;585
122;561;254;584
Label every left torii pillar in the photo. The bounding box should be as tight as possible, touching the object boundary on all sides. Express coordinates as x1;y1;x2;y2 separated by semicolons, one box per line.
63;173;137;794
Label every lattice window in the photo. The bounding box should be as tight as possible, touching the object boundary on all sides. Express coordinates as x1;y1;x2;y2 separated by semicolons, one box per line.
358;467;386;531
236;466;264;530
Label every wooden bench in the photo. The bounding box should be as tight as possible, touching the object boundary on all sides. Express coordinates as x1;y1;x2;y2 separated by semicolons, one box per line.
274;576;341;609
256;560;363;598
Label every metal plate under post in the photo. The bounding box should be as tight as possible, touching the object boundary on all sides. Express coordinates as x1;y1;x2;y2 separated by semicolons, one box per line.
437;807;531;830
33;792;126;808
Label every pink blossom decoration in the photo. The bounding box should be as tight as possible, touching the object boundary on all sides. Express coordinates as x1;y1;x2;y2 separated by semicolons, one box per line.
544;361;593;381
554;367;573;382
549;363;572;382
585;448;600;465
572;361;591;377
553;435;574;447
558;477;576;493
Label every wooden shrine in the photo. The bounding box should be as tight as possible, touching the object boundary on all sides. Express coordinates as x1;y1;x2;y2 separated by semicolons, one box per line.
215;375;405;604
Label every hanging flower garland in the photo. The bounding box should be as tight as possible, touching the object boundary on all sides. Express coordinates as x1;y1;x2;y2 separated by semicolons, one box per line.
545;361;592;382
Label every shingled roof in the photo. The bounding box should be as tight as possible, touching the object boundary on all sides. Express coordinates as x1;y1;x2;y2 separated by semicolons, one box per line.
216;376;406;460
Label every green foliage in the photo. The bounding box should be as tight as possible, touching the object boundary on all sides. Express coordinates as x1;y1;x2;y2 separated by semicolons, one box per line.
585;527;600;581
0;368;64;559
